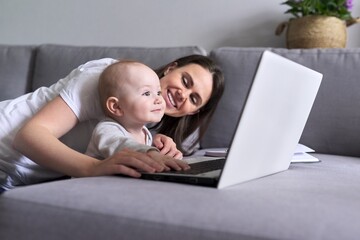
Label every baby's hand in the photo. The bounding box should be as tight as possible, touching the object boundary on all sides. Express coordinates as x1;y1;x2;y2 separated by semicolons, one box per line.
153;134;183;159
147;150;190;172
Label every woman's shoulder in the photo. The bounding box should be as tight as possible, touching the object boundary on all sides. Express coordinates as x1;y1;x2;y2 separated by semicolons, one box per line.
78;58;118;72
58;59;118;121
55;58;118;90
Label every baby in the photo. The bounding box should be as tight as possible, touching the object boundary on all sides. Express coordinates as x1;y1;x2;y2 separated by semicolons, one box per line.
85;60;187;170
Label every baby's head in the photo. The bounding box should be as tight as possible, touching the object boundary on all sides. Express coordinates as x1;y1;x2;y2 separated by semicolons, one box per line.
99;61;165;126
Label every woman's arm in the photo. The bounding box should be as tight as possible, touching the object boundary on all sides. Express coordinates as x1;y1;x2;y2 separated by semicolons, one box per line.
13;96;164;177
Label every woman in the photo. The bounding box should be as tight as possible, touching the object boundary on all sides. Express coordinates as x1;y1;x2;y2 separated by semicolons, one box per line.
152;55;224;154
0;55;224;190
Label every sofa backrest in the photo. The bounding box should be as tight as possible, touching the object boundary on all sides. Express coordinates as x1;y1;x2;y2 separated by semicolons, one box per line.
203;47;360;157
0;44;207;101
32;44;207;90
0;45;35;101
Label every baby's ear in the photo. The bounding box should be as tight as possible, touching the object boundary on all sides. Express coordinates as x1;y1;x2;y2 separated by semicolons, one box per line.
106;97;123;116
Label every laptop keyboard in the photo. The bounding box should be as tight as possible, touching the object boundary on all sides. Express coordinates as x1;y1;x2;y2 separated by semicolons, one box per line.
169;158;226;175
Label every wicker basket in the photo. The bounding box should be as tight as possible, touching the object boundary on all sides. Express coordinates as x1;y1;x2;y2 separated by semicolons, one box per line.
286;16;347;49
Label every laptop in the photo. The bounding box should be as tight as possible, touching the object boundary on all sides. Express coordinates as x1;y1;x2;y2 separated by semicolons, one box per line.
141;50;323;189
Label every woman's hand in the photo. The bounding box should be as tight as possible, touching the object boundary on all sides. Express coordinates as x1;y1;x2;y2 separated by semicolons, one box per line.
147;150;190;171
91;149;190;178
153;134;183;159
91;148;168;178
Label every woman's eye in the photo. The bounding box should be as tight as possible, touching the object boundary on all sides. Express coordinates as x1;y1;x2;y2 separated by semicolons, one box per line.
182;76;188;87
190;94;198;105
157;91;162;96
142;91;151;96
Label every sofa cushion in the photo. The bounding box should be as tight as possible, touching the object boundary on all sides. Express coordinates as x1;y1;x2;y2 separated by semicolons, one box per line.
205;47;360;157
0;45;35;101
1;154;360;240
32;44;207;90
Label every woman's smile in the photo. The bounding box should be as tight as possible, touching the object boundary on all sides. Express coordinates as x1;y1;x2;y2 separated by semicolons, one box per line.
166;90;177;108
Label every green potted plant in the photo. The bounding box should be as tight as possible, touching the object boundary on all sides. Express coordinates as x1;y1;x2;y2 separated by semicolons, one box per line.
275;0;360;48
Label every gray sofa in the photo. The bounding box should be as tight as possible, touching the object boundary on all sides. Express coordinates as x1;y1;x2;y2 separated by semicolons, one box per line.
1;44;360;240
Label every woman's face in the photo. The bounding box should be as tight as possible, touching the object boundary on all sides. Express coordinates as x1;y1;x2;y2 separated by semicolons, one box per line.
160;63;213;117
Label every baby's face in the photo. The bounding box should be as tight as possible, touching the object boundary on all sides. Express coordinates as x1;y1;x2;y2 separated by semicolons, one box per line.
120;67;165;125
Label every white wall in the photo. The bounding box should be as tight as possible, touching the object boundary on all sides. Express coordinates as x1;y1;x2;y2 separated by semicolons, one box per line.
1;0;359;51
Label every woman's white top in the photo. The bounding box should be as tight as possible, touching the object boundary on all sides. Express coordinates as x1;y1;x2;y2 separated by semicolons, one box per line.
0;58;118;189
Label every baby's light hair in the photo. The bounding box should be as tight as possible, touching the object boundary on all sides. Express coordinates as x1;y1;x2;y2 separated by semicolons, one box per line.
98;60;144;114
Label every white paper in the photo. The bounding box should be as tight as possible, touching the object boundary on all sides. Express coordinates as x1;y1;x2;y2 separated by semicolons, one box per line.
294;143;315;154
202;144;319;163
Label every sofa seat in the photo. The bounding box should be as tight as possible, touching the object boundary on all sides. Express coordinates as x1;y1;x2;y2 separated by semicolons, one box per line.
1;154;359;240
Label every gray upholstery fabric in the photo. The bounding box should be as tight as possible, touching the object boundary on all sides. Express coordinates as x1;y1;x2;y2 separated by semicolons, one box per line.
32;44;207;90
0;45;35;101
204;48;360;157
1;154;360;240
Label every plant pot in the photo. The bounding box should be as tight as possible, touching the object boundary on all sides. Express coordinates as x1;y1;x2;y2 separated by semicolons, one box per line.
275;15;352;49
287;16;346;49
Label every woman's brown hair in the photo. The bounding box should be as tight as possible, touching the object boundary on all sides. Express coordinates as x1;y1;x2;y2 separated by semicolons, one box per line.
151;55;225;155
